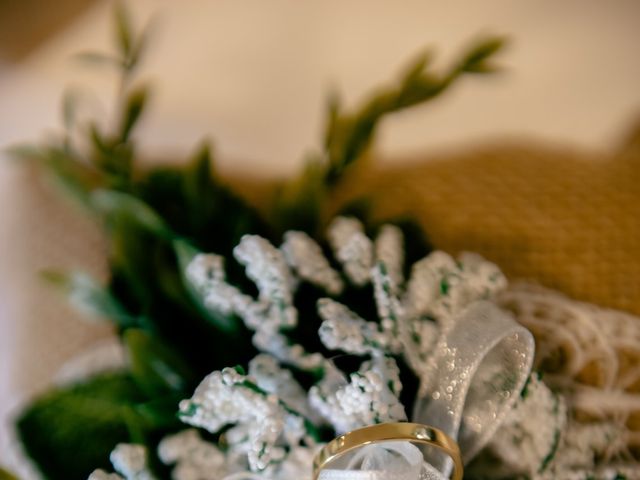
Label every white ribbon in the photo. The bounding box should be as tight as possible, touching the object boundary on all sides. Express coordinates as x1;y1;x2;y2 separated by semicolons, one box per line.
319;301;535;480
318;442;442;480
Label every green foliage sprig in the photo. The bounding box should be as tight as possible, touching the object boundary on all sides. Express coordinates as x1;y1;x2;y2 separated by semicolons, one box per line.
324;38;504;183
271;37;504;234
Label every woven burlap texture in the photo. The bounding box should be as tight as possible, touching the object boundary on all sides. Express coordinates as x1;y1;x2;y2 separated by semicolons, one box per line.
329;127;640;318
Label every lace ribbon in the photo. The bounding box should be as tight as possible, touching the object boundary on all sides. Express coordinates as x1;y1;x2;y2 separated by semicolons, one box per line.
319;301;535;480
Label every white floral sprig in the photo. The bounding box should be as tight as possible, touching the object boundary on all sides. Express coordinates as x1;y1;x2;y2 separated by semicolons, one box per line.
186;251;324;372
373;224;404;294
177;366;311;472
309;355;406;434
89;444;155;480
87;216;635;479
317;298;398;355
179;216;509;473
233;235;298;330
326;216;374;286
248;354;316;420
158;429;226;480
281;231;344;295
324;224;507;378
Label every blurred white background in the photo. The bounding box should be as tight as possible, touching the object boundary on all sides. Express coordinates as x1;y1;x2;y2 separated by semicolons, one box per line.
2;1;640;173
1;0;639;475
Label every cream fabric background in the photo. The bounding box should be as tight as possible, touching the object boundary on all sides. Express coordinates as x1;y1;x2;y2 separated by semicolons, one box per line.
1;0;639;474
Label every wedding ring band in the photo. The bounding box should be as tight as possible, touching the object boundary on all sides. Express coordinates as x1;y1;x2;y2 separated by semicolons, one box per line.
312;422;463;480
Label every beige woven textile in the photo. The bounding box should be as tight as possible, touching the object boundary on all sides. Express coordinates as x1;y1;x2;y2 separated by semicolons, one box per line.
331;123;640;317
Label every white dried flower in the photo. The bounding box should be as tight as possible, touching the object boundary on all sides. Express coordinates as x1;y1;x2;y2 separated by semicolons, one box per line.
275;445;319;479
309;356;406;433
371;261;402;335
178;367;307;472
327;216;373;286
234;235;297;330
249;354;313;418
158;429;226;480
185;254;226;288
186;224;508;389
186;254;256;321
88;444;155;480
318;298;396;354
187;253;290;337
403;251;459;320
281;231;344;295
252;330;326;372
182;220;515;471
374;224;404;292
110;444;155;480
404;250;506;323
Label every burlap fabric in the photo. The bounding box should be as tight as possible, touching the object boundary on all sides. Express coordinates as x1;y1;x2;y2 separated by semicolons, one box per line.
329;121;640;317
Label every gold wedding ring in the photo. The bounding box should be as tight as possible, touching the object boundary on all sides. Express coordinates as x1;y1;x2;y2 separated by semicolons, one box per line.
312;422;463;480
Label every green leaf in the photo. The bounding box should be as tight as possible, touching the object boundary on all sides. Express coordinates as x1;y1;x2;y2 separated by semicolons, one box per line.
323;90;341;150
120;85;149;142
400;49;433;86
183;142;215;209
124;329;195;396
92;189;173;239
91;190;176;315
16;372;146;480
133;395;183;429
114;2;134;63
25;146;103;205
47;151;96;203
133;149;268;257
320;35;506;187
458;36;506;74
88;123;110;155
112;2;150;74
86;124;133;186
127;20;153;74
76;4;147;75
42;270;140;328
